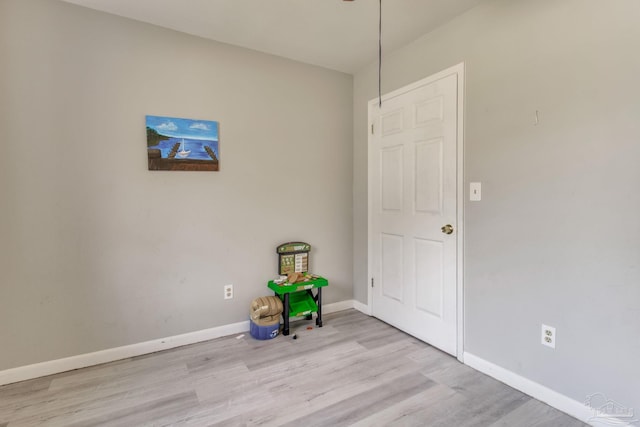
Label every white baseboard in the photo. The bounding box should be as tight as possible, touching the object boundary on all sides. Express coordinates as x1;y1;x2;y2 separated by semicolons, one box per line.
0;320;249;386
323;299;355;314
464;352;634;427
353;300;371;315
0;299;358;387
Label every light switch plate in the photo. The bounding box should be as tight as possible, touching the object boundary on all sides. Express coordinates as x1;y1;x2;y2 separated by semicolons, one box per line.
470;182;481;201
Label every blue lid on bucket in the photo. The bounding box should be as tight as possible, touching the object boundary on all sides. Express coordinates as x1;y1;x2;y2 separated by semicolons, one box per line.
249;319;280;340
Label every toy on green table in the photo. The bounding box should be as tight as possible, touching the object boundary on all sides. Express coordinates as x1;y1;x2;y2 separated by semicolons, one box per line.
276;242;310;275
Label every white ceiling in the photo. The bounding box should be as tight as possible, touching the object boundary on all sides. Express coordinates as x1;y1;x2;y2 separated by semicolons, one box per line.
61;0;483;74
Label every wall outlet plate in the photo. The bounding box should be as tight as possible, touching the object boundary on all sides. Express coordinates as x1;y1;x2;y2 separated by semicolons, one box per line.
224;284;233;300
470;182;481;201
542;324;556;349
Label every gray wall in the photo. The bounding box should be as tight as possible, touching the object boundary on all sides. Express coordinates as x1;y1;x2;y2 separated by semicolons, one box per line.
0;0;353;370
354;0;639;414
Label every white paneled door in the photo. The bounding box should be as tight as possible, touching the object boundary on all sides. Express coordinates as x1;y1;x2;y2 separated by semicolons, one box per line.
369;67;461;356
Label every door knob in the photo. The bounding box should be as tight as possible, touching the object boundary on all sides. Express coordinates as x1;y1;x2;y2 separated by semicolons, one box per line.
441;224;454;235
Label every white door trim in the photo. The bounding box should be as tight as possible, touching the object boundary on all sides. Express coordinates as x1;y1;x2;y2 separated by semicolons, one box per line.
367;62;465;362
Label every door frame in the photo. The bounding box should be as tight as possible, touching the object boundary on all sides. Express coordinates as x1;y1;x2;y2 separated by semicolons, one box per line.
367;62;465;362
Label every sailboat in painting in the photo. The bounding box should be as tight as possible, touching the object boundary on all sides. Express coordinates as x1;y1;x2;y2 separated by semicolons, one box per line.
177;139;191;158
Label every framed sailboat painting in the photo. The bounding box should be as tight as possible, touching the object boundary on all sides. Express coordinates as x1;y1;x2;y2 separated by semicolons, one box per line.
146;115;220;171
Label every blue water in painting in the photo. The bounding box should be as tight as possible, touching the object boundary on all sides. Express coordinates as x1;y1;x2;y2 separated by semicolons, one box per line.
152;138;219;160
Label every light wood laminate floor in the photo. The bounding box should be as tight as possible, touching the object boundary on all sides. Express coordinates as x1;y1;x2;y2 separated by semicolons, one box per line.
0;310;586;426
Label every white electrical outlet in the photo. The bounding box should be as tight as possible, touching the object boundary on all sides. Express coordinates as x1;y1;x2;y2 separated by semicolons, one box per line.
541;324;556;349
224;284;233;300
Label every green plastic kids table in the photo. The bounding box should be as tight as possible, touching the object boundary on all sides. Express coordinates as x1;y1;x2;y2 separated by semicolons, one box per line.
267;276;328;336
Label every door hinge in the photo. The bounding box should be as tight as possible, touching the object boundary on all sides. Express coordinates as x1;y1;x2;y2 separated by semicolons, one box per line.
371;123;374;135
371;278;374;288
